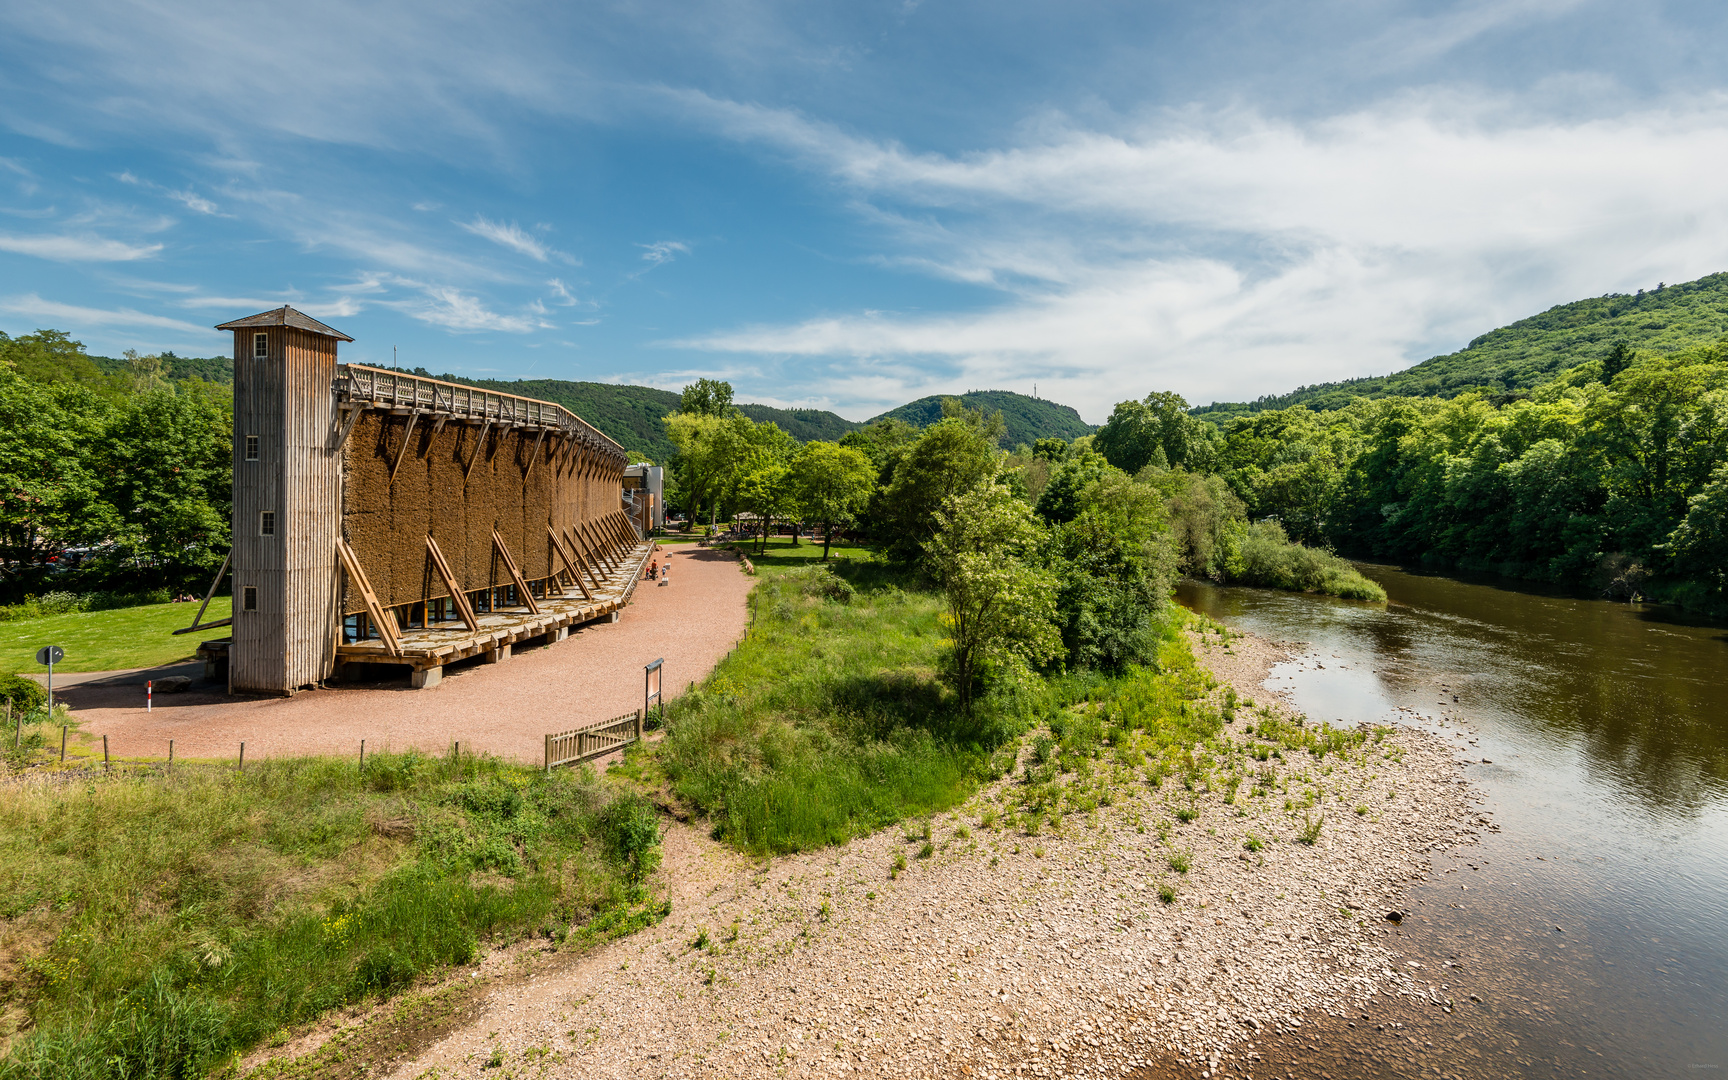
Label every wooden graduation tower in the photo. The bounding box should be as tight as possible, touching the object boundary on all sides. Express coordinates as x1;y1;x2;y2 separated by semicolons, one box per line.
213;306;647;695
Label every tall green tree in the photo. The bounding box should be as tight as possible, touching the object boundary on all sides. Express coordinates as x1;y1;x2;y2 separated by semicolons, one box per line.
1094;390;1218;475
788;442;876;560
679;378;735;417
926;482;1059;714
877;416;1002;559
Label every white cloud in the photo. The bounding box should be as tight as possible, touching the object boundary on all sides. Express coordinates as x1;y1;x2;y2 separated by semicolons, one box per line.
460;215;571;263
167;189;218;214
393;286;535;333
675;93;1728;417
0;232;162;261
0;292;213;334
638;240;690;265
546;277;579;305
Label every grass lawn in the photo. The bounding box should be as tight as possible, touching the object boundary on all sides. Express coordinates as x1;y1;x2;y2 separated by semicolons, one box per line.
1;598;230;674
0;749;664;1079
634;536;1025;855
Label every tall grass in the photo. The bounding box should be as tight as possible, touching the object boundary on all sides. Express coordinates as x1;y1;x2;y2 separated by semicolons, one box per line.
1232;521;1387;602
0;752;660;1078
656;544;1024;855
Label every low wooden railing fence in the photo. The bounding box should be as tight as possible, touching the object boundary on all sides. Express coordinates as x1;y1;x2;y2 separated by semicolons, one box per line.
545;709;643;770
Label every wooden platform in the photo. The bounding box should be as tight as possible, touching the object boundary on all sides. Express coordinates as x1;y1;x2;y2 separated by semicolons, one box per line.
332;538;658;688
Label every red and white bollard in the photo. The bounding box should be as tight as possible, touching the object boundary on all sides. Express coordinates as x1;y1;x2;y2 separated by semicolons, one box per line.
147;679;152;713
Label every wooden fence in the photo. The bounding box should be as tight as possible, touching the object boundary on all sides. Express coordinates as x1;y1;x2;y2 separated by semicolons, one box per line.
545;709;643;770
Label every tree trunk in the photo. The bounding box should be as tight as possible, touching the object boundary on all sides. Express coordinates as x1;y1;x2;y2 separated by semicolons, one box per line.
822;522;832;561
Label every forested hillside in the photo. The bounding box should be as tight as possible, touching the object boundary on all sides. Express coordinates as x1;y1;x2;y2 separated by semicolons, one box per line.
1197;271;1728;420
869;391;1094;447
1101;344;1728;614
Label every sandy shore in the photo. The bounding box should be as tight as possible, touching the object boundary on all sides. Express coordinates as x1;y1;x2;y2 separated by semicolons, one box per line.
281;617;1478;1080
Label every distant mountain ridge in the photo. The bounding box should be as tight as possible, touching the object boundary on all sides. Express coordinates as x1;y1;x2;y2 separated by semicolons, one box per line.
1194;270;1728;421
868;390;1094;448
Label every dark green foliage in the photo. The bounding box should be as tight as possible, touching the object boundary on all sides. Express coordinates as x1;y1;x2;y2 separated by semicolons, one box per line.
868;391;1093;448
0;672;45;711
873;417;1001;558
1195;270;1728;419
1034;451;1114;524
1094;391;1219;474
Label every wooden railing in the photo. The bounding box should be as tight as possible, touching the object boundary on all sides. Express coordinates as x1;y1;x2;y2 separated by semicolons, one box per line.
335;364;624;459
545;710;643;770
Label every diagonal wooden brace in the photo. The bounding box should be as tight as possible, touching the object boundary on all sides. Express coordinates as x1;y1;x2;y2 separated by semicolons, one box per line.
490;530;541;614
338;538;403;656
425;535;480;631
548;526;594;601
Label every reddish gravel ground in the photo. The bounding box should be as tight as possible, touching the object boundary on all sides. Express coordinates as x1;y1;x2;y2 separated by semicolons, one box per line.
62;545;751;765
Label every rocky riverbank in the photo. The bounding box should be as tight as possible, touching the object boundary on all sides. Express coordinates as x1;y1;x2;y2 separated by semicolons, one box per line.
256;622;1477;1080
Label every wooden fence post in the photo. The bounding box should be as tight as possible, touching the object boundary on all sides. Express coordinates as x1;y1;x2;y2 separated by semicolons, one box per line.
544;733;552;772
239;742;245;771
59;725;66;763
168;739;174;772
635;708;644;744
103;735;109;772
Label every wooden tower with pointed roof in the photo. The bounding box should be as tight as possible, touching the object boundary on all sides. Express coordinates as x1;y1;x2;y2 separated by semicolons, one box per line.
215;306;354;693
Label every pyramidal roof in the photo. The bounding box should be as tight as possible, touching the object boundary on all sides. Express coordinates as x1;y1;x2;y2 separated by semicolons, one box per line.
215;305;354;342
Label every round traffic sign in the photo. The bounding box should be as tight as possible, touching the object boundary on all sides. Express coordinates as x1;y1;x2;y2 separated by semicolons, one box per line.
36;645;63;666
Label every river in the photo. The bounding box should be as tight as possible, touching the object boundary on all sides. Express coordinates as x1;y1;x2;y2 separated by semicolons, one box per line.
1176;566;1728;1080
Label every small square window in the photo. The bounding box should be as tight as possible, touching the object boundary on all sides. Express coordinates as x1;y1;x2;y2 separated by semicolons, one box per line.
244;435;259;461
259;511;276;536
253;332;268;358
242;586;257;612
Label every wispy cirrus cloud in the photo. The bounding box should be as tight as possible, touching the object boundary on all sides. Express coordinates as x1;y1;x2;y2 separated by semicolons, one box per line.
460;216;572;263
390;284;535;333
0;232;162;261
0;292;211;333
638;240;689;265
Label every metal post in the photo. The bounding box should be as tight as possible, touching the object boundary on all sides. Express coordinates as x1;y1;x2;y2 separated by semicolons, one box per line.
147;680;152;713
46;655;52;718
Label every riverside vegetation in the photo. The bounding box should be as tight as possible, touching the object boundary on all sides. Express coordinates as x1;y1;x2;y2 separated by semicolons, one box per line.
0;750;665;1079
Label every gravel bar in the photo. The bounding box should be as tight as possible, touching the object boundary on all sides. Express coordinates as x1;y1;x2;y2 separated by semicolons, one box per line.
363;620;1474;1079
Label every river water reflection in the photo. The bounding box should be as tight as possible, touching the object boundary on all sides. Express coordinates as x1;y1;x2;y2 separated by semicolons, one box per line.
1176;567;1728;1079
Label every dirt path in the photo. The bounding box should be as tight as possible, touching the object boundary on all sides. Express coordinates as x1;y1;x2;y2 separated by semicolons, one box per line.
63;546;752;766
357;623;1474;1080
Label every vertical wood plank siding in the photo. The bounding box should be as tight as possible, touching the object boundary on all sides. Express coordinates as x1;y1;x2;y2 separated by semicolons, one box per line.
230;328;342;693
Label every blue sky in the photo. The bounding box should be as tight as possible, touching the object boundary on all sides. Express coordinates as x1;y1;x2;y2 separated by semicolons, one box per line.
2;0;1727;422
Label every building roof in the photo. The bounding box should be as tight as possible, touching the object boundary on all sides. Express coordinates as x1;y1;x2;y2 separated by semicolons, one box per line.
215;305;355;342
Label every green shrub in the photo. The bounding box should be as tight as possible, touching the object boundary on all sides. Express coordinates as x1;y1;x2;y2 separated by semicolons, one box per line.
0;673;46;713
1231;521;1387;602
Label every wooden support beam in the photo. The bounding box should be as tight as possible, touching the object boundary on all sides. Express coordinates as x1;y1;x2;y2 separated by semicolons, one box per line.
464;419;492;483
563;527;607;590
388;411;420;486
425;535;480;632
332;406;364;453
579;520;618;569
172;549;232;635
491;530;541;615
523;428;547;484
431;414;448;435
549;526;594;601
337;538;402;656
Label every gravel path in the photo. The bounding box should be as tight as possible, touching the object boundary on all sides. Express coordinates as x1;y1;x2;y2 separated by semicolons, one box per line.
356;621;1476;1080
63;545;753;766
